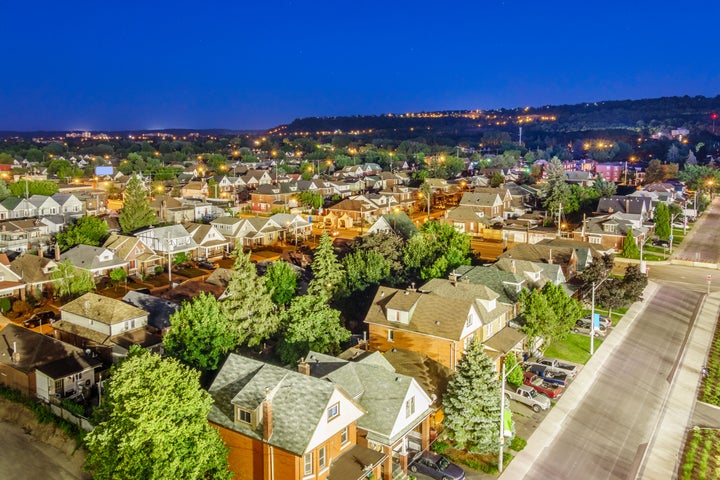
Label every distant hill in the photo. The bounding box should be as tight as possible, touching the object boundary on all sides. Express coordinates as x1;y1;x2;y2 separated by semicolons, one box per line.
273;95;720;141
0;128;263;140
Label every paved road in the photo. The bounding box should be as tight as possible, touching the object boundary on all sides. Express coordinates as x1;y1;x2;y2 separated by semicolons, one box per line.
519;286;700;479
672;197;720;264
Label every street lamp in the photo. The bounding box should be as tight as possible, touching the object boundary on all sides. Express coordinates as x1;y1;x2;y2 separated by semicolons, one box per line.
589;277;609;355
499;354;522;473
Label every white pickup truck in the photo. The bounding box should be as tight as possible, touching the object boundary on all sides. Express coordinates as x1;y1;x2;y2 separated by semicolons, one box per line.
505;385;551;412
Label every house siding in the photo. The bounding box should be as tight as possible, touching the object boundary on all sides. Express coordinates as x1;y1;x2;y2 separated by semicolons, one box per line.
368;325;458;370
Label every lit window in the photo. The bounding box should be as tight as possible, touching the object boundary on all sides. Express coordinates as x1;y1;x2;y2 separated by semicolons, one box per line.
388;330;394;342
303;452;313;475
327;402;339;421
340;426;349;445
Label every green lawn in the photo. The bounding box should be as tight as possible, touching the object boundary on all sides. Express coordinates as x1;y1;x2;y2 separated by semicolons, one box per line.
544;334;604;365
589;306;628;327
677;428;720;480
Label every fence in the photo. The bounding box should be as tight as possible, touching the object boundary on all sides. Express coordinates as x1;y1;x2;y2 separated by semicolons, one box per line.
49;404;94;432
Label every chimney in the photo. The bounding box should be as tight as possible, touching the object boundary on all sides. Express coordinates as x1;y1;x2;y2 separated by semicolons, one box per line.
54;243;61;261
297;358;310;376
625;199;630;213
548;249;553;265
262;388;273;440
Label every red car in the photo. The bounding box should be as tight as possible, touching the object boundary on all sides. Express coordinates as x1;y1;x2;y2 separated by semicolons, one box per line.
523;372;564;399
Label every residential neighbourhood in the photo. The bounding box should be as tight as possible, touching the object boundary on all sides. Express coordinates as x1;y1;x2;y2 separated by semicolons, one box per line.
0;135;717;480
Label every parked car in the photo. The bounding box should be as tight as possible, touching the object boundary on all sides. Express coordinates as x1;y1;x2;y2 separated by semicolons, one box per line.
652;239;670;248
574;318;607;337
23;310;58;329
580;314;612;329
523;372;564;399
197;260;219;270
505;384;551;412
525;364;568;387
672;222;687;229
528;356;578;377
408;450;466;480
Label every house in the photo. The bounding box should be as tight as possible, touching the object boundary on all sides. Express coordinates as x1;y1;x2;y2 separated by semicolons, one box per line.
150;194;195;224
53;292;160;364
51;193;84;215
121;291;180;336
459;191;504;219
365;212;418;239
208;353;385;480
364;278;515;370
181;180;208;199
28;195;61;216
0;219;50;253
269;213;312;245
597;195;652;219
441;205;495;238
594;162;626;183
9;253;58;298
134;225;199;262
450;265;525;311
0;324;100;401
0;259;26;299
59;245;129;278
498;243;580;281
183;222;231;259
302;350;434;480
39;214;67;234
250;182;300;212
1;197;37;219
572;213;649;253
102;234;163;276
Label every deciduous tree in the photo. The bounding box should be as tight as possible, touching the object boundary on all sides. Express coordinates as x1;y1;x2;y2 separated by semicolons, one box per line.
56;216;109;251
51;260;95;300
342;249;390;294
403;221;471;281
164;292;237;372
264;260;297;307
442;339;500;454
654;202;670;240
622;264;648;304
84;348;231;480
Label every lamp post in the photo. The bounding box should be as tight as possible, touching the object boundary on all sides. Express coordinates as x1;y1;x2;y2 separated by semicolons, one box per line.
499;354;522;473
589;277;609;355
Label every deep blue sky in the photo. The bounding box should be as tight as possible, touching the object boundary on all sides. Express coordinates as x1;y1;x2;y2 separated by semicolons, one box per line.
2;0;718;131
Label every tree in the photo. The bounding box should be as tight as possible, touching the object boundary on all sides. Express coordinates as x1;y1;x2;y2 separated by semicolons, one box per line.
593;175;617;198
622;229;639;258
596;278;625;320
56;216;109;251
264;260;298;307
441;339;500;454
403;221;471;281
8;180;59;197
0;181;11;201
342;249;391;294
351;232;406;286
164;292;237;372
84;348;231;480
119;175;157;233
654;202;671;240
109;268;127;292
667;144;680;163
220;249;278;347
580;254;614;289
519;288;557;349
541;157;576;215
490;171;505;187
541;282;583;335
622;264;647;304
686;150;697;166
443;155;466;178
645;159;664;184
51;260;95;300
505;354;523;387
277;294;351;364
308;232;345;299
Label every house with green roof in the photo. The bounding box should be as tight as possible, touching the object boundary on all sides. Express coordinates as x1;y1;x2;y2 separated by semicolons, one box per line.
208;353;385;480
301;350;435;480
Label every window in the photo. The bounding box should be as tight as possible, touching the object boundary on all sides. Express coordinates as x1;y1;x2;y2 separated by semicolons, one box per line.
405;396;415;418
465;314;472;327
340;426;349;445
487;322;494;337
237;408;251;424
589;236;601;244
318;446;327;469
303;452;313;475
388;329;394;342
327;402;339;421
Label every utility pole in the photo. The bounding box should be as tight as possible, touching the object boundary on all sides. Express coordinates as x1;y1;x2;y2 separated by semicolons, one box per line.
167;230;172;287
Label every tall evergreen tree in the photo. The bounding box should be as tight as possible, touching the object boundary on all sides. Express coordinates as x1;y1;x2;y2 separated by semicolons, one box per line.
264;260;298;307
220;248;279;347
119;175;157;233
622;229;639;258
541;156;576;215
308;232;345;299
442;339;501;454
654;202;671;240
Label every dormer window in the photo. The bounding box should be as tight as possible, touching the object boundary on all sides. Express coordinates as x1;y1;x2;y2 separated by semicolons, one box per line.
327;402;340;421
236;407;251;424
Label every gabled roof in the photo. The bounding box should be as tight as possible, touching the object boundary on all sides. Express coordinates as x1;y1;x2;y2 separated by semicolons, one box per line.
597;195;652;215
444;206;493;223
121;291;180;331
208;353;363;456
460;191;501;207
59;245;128;272
0;324;91;375
451;265;525;304
103;234;152;260
60;292;148;324
9;254;56;284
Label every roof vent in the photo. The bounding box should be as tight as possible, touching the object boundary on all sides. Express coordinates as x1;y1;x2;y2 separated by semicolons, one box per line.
435;320;441;326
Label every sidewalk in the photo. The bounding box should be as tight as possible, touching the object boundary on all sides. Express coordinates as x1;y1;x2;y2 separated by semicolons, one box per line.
499;281;661;478
637;291;720;479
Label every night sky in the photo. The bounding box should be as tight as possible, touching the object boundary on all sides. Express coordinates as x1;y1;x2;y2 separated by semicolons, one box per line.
2;0;718;131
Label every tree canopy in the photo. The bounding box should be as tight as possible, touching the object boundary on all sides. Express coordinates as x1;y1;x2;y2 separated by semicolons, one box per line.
541;157;576;215
442;339;501;454
8;180;59;197
308;232;345;299
51;260;95;301
119;175;157;233
220;249;279;347
56;216;109;251
264;260;298;307
653;202;671;240
164;292;237;372
84;348;231;480
403;221;471;281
